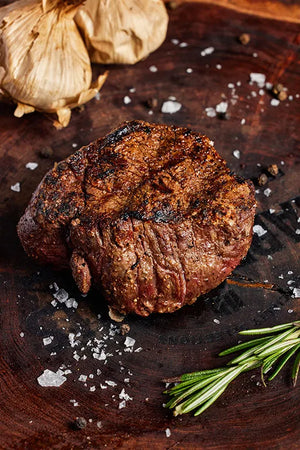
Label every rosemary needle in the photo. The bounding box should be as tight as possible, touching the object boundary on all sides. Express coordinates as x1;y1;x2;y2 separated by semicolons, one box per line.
164;321;300;416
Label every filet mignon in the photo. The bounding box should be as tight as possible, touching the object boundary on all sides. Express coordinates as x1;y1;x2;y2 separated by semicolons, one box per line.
18;121;256;316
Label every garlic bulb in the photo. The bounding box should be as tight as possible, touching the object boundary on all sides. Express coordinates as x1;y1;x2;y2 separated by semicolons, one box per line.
0;0;107;128
75;0;169;65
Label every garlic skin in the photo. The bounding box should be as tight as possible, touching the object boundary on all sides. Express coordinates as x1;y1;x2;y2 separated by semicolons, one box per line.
75;0;169;65
0;0;107;128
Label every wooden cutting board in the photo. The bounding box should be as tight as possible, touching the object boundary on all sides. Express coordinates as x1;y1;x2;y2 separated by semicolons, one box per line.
0;2;299;448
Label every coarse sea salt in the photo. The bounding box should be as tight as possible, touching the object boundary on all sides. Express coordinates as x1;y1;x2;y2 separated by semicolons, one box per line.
149;65;158;72
53;288;68;303
165;428;171;438
216;101;228;114
37;369;66;387
270;99;280;107
250;73;266;87
233;150;240;159
253;225;267;237
26;162;38;170
205;107;216;118
161;101;182;114
11;182;20;192
201;46;214;56
123;96;131;105
43;336;54;346
124;336;135;347
264;188;271;197
293;288;300;298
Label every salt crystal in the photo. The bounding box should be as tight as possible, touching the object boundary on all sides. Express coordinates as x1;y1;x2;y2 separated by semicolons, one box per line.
287;280;295;285
26;162;38;170
119;388;132;401
205;107;216;118
72;143;78;148
65;298;74;308
233;150;240;159
253;52;258;58
124;378;130;383
89;374;94;379
78;375;87;382
105;380;117;387
161;101;182;114
241;119;246;125
51;300;57;307
288;95;293;101
269;209;275;214
295;229;300;235
179;42;188;48
129;87;136;93
20;332;24;337
43;336;54;346
259;89;265;96
90;386;96;392
99;350;106;360
288;271;293;275
186;68;193;73
265;82;273;90
236;81;241;86
95;92;101;101
270;99;280;106
165;428;171;438
37;369;66;387
216;101;228;114
213;318;220;324
72;300;78;309
53;288;68;303
250;73;265;87
149;65;158;72
292;288;300;298
251;91;257;97
253;225;267;237
119;400;126;409
124;336;135;347
288;309;294;314
100;384;107;389
97;421;102;428
135;347;143;352
123;96;131;105
11;182;20;192
201;46;214;56
216;64;222;70
171;38;179;45
264;188;271;197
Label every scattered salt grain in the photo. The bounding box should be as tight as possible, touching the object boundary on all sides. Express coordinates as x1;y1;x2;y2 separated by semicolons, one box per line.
165;428;171;438
51;300;57;307
295;229;300;235
97;421;102;429
78;375;87;382
251;91;257;97
119;388;132;401
171;38;179;45
129;87;136;93
259;89;265;96
233;150;240;159
149;65;158;72
216;101;228;114
53;288;68;303
179;42;188;48
37;369;66;387
20;332;24;337
90;386;96;392
216;64;222;70
269;209;275;214
124;336;136;348
213;319;220;324
288;309;294;314
264;188;271;197
250;73;265;87
265;82;273;90
26;162;38;170
287;280;295;285
201;46;214;56
270;99;280;106
43;336;54;346
161;101;182;114
253;52;258;58
241;118;246;125
106;380;117;387
292;288;300;298
186;68;193;73
288;271;293;275
11;182;20;192
95;92;101;101
123;96;131;105
119;400;126;409
278;274;284;279
253;225;267;237
205;107;216;118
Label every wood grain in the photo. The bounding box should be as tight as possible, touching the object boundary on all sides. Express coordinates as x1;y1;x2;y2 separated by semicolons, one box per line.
171;0;300;23
0;2;299;449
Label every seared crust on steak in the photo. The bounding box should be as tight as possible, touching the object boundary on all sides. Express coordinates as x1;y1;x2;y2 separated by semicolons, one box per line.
18;121;256;316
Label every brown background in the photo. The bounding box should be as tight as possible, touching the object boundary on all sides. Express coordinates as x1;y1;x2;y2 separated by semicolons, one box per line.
0;1;299;449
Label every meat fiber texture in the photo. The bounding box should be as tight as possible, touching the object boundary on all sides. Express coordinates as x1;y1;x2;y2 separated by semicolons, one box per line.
18;121;256;316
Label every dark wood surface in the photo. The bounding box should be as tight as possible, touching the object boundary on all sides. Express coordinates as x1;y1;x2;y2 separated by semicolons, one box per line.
0;2;300;449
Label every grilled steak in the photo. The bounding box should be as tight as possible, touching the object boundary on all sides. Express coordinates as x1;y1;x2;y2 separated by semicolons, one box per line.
18;121;256;316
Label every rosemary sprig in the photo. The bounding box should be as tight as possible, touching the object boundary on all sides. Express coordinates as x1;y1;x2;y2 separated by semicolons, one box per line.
164;320;300;416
